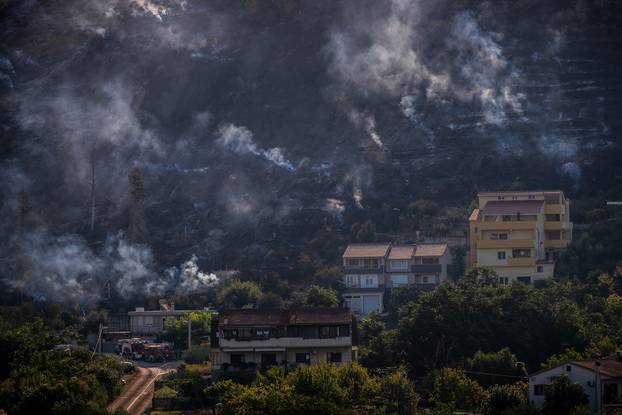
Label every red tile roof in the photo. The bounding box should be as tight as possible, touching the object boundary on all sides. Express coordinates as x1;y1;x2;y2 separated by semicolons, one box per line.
388;245;415;259
483;200;544;215
573;356;622;378
414;244;448;257
219;308;352;327
343;243;391;258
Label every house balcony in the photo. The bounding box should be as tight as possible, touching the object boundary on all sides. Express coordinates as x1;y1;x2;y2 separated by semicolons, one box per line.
476;239;534;249
342;266;385;273
342;286;385;293
411;264;442;273
219;336;353;350
543;239;570;249
479;221;537;231
507;257;535;266
544;204;564;214
544;221;567;231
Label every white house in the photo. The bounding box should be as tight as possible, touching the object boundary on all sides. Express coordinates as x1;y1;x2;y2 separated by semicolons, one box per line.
529;354;622;414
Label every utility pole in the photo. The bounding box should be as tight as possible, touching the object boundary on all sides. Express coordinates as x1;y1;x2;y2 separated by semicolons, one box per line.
90;144;96;233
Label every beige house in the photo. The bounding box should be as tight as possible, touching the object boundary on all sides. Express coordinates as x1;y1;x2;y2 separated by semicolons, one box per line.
210;308;357;371
342;242;452;315
468;190;572;284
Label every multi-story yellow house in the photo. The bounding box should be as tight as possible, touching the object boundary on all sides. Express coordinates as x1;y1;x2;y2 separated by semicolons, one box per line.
468;190;572;284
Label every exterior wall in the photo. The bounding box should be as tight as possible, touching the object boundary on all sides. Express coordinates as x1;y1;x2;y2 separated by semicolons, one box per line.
529;364;602;413
343;291;384;315
469;190;571;283
213;346;353;370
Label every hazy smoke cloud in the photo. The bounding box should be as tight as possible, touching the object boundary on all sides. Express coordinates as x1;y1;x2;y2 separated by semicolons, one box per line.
10;229;219;305
326;1;524;125
217;123;294;170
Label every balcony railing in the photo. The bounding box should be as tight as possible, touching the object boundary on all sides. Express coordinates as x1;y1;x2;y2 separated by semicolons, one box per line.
411;264;442;273
507;257;534;266
477;239;534;249
219;336;353;349
343;266;385;273
479;221;537;231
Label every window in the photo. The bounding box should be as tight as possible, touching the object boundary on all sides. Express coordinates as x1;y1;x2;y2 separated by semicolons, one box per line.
390;260;409;271
513;249;531;258
319;326;339;338
345;275;358;287
144;316;153;325
296;353;311;364
497;196;505;200
422;276;429;284
345;259;359;267
534;384;545;396
327;352;342;363
499;277;509;285
362;275;378;288
545;214;560;221
517;276;532;284
528;195;536;200
502;215;513;222
565;365;572;372
363;259;379;269
497;251;506;260
499;233;508;240
230;354;245;366
390;275;408;287
261;353;277;367
299;326;318;339
537;265;544;273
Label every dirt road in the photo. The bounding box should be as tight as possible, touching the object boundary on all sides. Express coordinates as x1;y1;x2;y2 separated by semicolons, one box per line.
108;364;173;415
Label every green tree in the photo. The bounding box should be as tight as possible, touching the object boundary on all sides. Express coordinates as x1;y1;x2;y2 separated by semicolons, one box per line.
543;376;589;415
302;285;339;308
449;245;466;281
378;368;419;415
431;368;488;412
466;348;526;387
218;279;263;309
484;382;528;415
159;311;211;349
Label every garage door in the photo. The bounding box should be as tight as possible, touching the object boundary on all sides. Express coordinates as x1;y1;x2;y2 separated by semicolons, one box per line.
363;295;381;315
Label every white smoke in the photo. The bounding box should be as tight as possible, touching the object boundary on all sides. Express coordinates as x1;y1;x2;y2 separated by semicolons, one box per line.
347;109;385;149
216;123;294;170
326;1;524;125
166;254;218;294
9;229;220;304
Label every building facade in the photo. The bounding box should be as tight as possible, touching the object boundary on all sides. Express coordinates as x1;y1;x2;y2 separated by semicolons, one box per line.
341;242;452;315
128;303;210;334
210;308;357;371
529;354;622;414
468;190;572;284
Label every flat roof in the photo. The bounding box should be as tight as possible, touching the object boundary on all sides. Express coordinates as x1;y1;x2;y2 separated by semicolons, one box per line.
482;200;544;215
388;245;415;259
219;308;352;327
414;244;448;257
343;243;391;258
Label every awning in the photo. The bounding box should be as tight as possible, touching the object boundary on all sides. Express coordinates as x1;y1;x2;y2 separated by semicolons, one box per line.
222;348;253;352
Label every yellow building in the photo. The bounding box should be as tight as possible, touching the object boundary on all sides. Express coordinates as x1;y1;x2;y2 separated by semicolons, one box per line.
468;190;572;284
